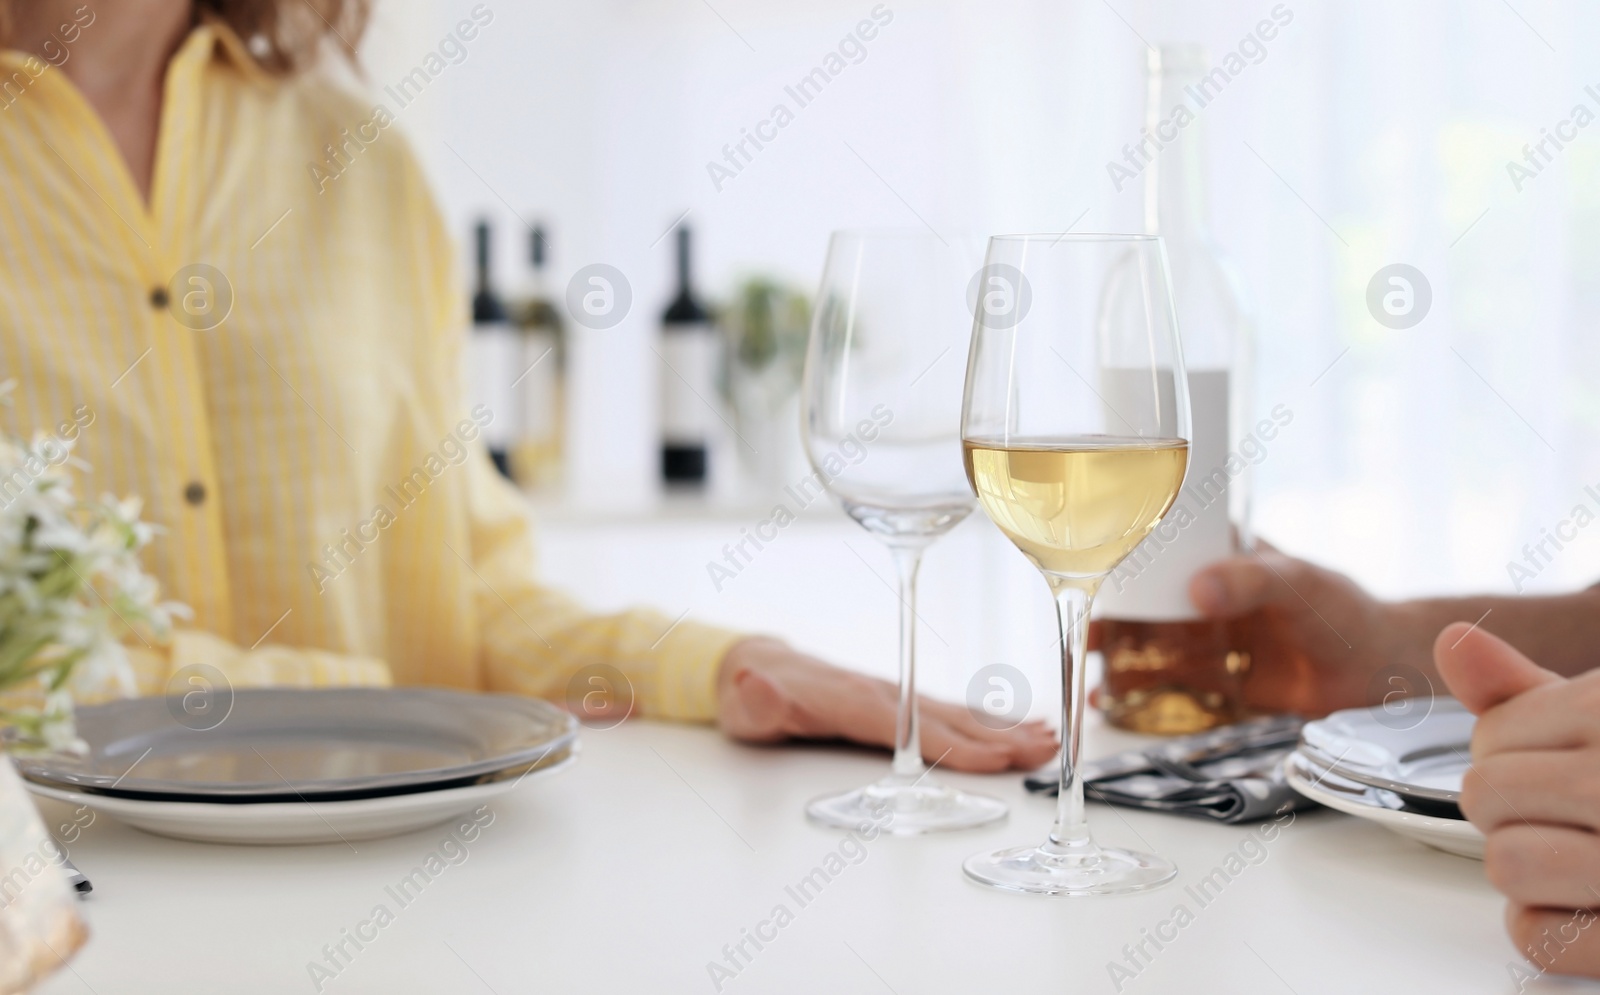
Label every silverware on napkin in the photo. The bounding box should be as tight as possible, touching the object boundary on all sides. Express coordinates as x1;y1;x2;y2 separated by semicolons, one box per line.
1024;715;1314;824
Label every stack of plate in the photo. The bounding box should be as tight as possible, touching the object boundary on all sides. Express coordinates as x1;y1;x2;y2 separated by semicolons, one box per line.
13;688;577;845
1284;697;1484;859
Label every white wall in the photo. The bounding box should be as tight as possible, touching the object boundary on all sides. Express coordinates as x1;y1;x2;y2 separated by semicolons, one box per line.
359;0;1600;605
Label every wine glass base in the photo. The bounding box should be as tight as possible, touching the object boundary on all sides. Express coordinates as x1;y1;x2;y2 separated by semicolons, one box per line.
806;776;1007;835
963;838;1176;896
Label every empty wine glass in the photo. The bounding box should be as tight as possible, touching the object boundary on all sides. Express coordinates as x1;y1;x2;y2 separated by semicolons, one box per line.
960;234;1192;894
800;230;1007;834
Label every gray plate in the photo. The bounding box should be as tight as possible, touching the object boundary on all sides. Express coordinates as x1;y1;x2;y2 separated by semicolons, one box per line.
1298;696;1473;807
13;688;577;800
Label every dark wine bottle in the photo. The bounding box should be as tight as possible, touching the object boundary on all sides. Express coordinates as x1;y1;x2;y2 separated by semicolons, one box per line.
468;220;518;479
659;224;716;486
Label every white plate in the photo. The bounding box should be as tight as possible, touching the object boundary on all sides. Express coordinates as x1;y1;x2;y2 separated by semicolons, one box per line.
23;752;577;845
1285;752;1483;860
16;688;577;800
1299;697;1473;806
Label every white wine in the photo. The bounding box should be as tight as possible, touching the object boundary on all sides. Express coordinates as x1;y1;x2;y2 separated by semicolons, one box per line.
963;437;1188;581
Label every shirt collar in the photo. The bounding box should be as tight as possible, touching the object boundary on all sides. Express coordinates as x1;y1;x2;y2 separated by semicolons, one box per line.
0;14;274;87
191;13;276;88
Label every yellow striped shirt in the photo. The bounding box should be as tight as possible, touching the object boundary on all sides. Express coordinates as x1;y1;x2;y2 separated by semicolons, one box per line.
0;19;739;720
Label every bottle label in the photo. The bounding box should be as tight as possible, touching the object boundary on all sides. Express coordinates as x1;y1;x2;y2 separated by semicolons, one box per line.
518;329;561;442
467;321;520;449
660;323;718;444
1098;369;1232;621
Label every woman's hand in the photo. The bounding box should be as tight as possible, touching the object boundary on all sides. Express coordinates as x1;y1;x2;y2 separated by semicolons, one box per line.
716;637;1059;773
1437;623;1600;981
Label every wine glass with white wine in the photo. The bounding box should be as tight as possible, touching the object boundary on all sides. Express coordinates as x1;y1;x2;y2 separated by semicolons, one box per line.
960;234;1192;894
800;230;1007;834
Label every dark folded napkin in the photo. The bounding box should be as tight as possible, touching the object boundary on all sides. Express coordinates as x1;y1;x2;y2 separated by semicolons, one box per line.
1023;715;1314;824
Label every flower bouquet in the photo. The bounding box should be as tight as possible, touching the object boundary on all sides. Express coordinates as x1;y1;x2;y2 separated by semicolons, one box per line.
0;384;180;752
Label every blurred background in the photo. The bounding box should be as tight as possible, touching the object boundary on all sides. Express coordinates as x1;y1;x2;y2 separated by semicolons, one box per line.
355;0;1600;710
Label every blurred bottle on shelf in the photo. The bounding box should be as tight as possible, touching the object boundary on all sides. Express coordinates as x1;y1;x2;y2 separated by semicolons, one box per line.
467;219;519;479
659;223;717;489
509;224;566;493
1095;44;1257;735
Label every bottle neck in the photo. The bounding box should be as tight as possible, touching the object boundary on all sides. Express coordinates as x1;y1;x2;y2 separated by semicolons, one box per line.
1143;69;1211;244
529;228;548;295
675;228;693;295
475;224;492;295
664;226;707;324
526;246;550;299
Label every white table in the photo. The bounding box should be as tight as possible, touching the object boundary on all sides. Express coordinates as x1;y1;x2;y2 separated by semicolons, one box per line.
30;713;1578;995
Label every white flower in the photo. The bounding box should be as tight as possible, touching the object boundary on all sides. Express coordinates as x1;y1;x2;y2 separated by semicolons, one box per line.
38;689;87;756
0;379;180;752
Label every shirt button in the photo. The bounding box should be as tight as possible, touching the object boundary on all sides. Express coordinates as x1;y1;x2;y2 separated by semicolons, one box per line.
149;286;170;310
183;481;206;506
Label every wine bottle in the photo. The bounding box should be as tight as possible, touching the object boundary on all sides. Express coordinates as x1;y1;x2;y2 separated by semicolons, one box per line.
1095;44;1255;735
510;224;565;491
468;220;519;478
659;224;716;487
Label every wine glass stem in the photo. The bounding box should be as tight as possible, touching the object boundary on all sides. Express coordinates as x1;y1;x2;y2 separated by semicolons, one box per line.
1049;583;1095;848
889;543;926;779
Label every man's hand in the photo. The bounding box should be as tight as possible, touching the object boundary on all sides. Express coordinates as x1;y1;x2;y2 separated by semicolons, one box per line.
1183;546;1402;715
715;637;1059;773
1172;543;1600;716
1436;623;1600;981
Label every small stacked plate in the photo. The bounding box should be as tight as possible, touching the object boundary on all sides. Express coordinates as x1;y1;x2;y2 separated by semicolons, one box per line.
1285;697;1483;859
13;688;578;845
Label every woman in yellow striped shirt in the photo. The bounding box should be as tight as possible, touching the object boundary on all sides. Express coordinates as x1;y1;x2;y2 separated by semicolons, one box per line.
0;0;1054;772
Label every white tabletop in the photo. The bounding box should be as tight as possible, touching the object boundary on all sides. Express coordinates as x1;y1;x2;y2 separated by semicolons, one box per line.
28;712;1586;995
